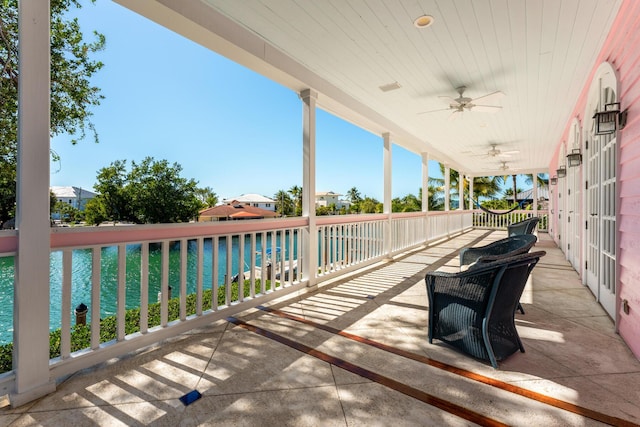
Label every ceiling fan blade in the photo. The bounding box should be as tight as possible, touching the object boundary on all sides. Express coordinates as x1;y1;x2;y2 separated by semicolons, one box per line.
417;108;450;115
447;110;461;121
501;150;520;155
471;104;502;113
471;90;504;104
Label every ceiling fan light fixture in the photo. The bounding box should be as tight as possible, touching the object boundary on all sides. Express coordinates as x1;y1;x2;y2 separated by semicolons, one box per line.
414;15;434;28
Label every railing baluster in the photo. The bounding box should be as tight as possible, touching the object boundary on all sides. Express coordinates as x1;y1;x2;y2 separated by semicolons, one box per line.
117;244;126;341
226;235;232;306
250;233;256;297
196;237;203;316
61;250;72;359
91;247;102;347
270;231;277;289
212;236;219;311
180;239;187;321
238;233;245;301
288;229;294;285
260;232;266;294
139;243;148;334
161;241;169;327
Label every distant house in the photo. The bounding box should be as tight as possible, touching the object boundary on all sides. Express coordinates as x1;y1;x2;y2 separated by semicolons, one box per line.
198;201;281;221
50;186;98;211
315;191;350;210
505;186;550;209
221;194;276;211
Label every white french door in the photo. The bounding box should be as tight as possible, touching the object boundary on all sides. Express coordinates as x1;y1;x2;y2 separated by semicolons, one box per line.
567;162;581;270
585;127;617;318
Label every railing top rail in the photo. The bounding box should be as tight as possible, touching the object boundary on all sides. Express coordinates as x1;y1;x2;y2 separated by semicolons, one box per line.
50;217;308;249
315;213;387;225
427;210;470;216
0;232;17;254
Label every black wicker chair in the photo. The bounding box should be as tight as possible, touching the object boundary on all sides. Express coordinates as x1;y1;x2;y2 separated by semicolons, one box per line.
425;251;546;368
506;217;539;236
459;234;537;267
459;234;537;315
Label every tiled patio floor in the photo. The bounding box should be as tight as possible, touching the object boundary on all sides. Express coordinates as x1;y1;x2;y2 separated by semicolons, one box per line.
1;230;639;426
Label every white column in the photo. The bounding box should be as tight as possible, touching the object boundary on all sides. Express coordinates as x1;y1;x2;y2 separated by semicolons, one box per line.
469;176;474;210
383;133;392;258
12;0;56;406
422;153;429;244
444;166;450;211
300;89;317;288
532;172;539;217
458;171;464;210
421;153;429;213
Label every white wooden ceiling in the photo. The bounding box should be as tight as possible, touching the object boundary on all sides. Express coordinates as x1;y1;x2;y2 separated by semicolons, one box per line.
117;0;622;176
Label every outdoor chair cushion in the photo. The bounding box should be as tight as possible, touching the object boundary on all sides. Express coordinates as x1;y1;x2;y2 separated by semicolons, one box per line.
425;251;546;368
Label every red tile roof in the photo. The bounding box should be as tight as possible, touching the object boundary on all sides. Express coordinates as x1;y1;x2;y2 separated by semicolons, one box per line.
199;201;280;220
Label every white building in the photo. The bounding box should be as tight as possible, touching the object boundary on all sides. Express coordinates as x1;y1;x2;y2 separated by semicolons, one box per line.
221;193;276;211
50;186;98;211
315;191;350;210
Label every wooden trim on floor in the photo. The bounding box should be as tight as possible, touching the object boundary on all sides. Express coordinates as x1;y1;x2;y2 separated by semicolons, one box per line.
227;316;508;427
255;306;638;427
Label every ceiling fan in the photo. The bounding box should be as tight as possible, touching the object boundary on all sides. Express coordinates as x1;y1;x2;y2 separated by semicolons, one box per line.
480;143;519;158
482;161;521;173
419;86;504;120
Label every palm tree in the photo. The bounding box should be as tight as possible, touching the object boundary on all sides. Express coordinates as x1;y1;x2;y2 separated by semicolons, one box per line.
347;187;362;213
432;164;506;209
273;190;293;216
472;176;502;204
288;185;302;216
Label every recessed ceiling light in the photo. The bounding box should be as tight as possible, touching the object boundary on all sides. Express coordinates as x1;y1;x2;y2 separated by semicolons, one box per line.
414;15;434;29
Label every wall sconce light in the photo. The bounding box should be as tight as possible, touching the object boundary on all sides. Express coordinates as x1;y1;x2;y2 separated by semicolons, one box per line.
566;148;582;167
550;176;558;185
556;165;567;178
593;102;628;135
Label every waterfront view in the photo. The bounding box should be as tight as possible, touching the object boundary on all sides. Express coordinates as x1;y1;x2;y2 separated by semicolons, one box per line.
0;233;297;344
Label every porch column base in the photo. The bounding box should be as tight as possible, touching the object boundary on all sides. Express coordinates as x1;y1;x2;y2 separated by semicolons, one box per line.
10;380;56;408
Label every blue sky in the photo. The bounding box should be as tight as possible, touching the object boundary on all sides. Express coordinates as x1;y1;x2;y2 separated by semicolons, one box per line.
50;2;530;202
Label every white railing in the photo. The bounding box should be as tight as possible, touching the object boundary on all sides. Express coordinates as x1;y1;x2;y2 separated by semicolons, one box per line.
0;209;474;403
317;214;386;277
473;209;549;232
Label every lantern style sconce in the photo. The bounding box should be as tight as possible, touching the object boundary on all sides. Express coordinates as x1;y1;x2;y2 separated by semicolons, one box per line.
566;148;582;167
593;102;628;135
550;176;558;185
556;165;567;178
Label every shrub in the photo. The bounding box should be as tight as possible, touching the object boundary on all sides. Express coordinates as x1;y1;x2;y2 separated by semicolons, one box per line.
0;279;272;374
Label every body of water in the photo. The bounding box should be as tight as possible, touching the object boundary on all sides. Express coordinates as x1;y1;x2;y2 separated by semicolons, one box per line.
0;233;297;344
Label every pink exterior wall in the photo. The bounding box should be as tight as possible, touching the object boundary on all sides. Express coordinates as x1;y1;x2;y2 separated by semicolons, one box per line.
551;0;640;357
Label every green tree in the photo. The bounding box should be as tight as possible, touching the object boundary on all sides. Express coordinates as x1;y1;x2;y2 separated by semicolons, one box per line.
84;196;108;225
360;196;381;213
86;158;201;224
195;187;218;209
126;158;201;223
0;0;105;223
472;176;502;202
430;164;503;209
288;185;302;216
92;160;131;222
347;187;362;213
273;190;293;216
53;201;83;223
